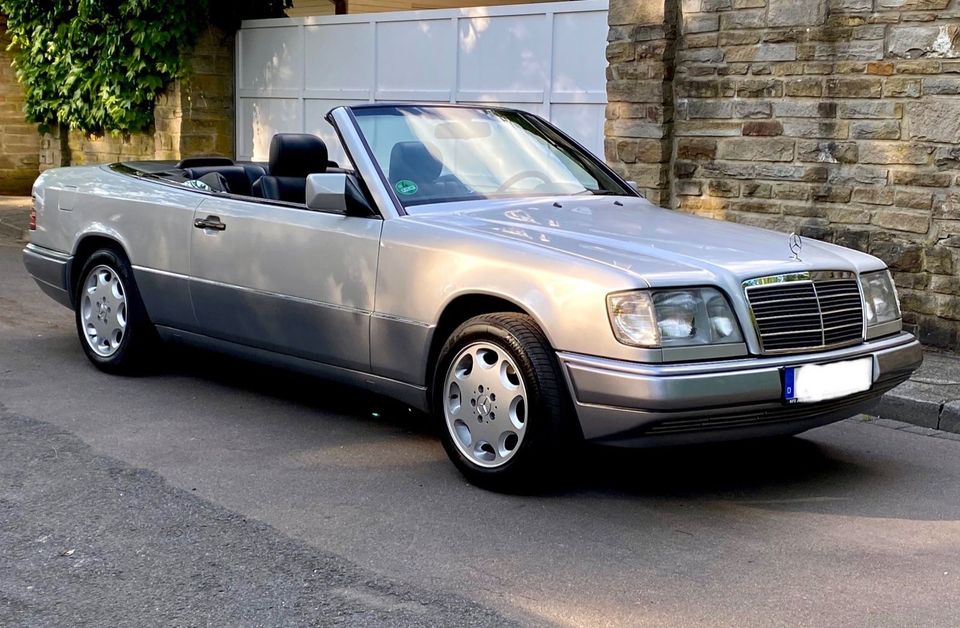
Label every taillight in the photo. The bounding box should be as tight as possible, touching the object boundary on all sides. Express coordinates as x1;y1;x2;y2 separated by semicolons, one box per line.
29;205;37;230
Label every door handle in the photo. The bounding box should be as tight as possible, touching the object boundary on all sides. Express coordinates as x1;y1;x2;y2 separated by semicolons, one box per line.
194;215;226;231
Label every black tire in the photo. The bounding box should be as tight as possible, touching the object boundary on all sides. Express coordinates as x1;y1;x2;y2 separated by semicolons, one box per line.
433;313;581;492
73;248;156;374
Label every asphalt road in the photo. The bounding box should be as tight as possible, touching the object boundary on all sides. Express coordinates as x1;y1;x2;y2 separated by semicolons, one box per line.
2;234;960;627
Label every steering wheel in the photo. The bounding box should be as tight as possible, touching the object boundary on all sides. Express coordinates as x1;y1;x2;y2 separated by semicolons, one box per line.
496;170;551;193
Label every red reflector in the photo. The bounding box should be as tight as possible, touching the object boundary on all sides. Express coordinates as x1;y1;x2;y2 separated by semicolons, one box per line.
29;207;37;230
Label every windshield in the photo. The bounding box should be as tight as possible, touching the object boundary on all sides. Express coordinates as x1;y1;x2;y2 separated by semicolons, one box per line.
351;105;630;209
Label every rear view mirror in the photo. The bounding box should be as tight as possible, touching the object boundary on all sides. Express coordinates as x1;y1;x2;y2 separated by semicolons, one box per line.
434;121;492;140
305;173;374;216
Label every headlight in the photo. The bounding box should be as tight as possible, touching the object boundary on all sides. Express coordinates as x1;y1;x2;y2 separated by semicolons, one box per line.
861;269;901;326
607;288;743;348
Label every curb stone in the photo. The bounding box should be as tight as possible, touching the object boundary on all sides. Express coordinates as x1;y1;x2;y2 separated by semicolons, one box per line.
873;350;960;435
858;416;960;442
940;401;960;434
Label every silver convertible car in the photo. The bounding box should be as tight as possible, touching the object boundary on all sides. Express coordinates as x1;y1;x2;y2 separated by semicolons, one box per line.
24;104;922;490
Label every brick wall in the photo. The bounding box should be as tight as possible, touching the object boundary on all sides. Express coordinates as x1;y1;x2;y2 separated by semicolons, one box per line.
0;16;40;194
607;0;960;348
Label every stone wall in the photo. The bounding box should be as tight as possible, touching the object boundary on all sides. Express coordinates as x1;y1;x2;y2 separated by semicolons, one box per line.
606;0;960;348
606;0;678;207
0;16;40;194
37;27;236;169
154;27;235;161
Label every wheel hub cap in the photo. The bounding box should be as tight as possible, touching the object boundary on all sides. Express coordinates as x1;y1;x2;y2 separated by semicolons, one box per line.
477;395;492;417
80;265;128;358
443;341;528;468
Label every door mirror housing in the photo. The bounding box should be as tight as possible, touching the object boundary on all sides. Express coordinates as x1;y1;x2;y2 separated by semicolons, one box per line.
305;173;376;217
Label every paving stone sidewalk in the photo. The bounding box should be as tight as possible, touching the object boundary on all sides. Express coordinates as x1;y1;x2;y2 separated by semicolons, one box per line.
2;193;956;434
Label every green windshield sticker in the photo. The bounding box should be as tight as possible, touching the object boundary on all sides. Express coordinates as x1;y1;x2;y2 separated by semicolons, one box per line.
395;179;418;196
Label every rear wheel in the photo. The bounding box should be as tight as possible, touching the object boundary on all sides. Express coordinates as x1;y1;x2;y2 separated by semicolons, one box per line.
74;249;155;374
434;313;579;492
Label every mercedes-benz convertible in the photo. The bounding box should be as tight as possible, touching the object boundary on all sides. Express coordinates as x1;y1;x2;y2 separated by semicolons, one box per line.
23;104;922;490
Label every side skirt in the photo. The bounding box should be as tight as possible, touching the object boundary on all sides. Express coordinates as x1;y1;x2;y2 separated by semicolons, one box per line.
155;325;430;413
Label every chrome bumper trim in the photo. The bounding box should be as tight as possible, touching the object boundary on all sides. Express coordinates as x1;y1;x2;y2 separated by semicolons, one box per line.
559;332;922;441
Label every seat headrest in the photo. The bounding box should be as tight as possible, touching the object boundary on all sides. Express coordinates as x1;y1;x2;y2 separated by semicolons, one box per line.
269;134;329;178
389;141;443;184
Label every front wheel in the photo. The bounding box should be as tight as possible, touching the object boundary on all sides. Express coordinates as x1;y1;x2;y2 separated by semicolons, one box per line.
74;249;155;374
434;313;580;492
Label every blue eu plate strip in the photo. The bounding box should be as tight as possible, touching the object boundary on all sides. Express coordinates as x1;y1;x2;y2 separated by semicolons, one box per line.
784;367;796;402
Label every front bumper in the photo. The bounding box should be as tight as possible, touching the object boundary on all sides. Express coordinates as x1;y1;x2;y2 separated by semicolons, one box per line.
23;243;73;309
559;332;922;446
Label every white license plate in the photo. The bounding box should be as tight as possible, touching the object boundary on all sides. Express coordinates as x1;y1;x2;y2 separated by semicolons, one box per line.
783;357;873;404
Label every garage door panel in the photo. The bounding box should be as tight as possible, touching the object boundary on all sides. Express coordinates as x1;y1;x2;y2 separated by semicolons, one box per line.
458;14;549;95
376;19;456;94
239;98;302;162
304;23;374;91
237;1;609;161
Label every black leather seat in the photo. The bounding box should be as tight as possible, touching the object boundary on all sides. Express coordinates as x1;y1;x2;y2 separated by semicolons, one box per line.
196;171;231;193
252;134;329;204
184;165;264;196
388;141;468;200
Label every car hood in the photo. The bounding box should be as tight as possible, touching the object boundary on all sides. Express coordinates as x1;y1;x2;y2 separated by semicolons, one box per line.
408;196;884;287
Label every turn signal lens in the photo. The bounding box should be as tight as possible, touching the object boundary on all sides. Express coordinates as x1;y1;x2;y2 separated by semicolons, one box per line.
607;291;659;347
861;269;900;326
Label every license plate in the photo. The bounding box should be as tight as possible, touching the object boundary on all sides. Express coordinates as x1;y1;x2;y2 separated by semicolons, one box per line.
783;357;873;404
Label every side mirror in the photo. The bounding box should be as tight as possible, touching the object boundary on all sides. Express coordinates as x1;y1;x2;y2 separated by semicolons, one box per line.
305;173;375;217
626;180;640;192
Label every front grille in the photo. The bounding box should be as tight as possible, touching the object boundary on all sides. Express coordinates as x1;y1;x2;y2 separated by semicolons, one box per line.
745;271;864;354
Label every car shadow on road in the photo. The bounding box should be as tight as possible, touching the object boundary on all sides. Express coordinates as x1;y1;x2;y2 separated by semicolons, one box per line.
147;343;953;521
576;437;858;498
153;343;437;436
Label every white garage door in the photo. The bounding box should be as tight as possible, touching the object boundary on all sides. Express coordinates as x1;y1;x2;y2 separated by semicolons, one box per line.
236;0;609;165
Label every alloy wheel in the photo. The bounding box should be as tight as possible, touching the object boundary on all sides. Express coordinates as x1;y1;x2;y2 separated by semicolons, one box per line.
80;265;128;357
443;341;528;468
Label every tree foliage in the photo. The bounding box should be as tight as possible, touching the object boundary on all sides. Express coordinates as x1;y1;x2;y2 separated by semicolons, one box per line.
0;0;291;135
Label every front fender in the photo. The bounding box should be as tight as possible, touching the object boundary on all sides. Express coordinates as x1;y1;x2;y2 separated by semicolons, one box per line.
370;219;647;387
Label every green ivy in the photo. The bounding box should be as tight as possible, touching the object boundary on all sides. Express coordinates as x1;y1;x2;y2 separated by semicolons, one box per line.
1;0;291;135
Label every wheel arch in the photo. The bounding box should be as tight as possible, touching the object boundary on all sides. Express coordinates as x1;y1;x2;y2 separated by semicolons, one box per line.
425;292;553;399
69;234;131;307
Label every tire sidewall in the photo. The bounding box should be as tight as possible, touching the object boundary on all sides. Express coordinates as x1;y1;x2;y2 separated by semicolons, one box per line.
433;317;567;488
74;249;148;372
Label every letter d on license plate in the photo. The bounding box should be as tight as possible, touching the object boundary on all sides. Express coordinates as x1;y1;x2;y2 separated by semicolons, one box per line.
784;357;873;404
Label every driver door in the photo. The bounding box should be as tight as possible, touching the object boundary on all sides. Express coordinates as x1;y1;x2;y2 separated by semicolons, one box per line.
188;195;382;372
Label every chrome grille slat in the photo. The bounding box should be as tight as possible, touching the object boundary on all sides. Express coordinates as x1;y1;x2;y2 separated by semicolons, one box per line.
757;328;824;337
818;307;862;315
755;312;830;321
817;292;860;299
745;271;864;354
823;322;862;331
